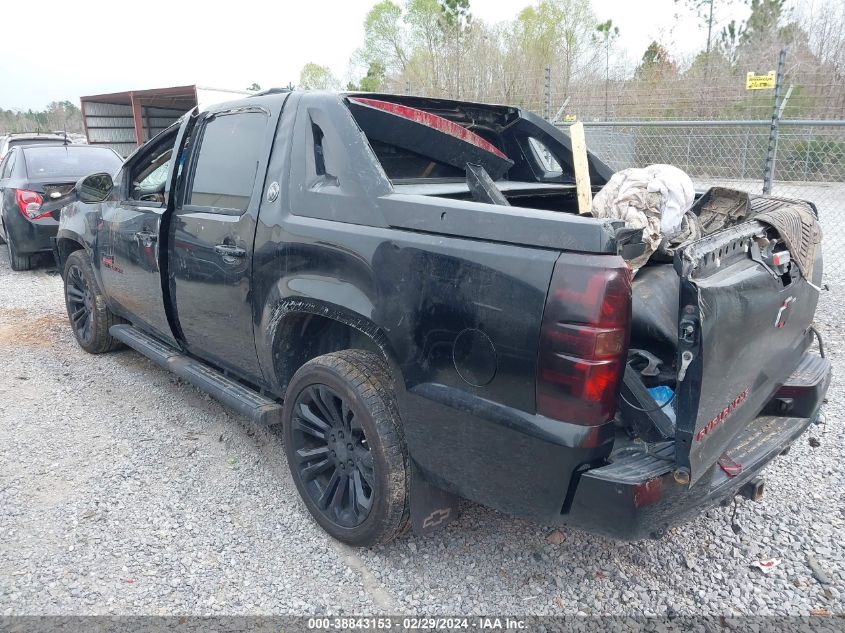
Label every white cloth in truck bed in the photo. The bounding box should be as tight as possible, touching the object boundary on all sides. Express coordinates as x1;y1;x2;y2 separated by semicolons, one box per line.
591;164;695;269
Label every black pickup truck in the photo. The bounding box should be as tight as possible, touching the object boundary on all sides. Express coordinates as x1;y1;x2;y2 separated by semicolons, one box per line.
47;90;831;546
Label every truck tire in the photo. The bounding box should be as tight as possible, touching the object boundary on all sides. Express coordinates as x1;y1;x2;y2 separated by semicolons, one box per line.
63;250;123;354
282;350;410;546
6;233;31;271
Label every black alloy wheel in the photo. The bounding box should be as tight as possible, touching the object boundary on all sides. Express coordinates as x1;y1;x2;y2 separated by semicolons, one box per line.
290;384;376;528
65;263;94;345
281;350;409;546
62;250;123;354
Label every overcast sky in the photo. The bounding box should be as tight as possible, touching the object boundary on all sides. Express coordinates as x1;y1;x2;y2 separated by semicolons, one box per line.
0;0;752;110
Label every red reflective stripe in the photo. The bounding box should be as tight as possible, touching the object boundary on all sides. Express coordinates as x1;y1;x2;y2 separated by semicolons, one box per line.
349;97;507;159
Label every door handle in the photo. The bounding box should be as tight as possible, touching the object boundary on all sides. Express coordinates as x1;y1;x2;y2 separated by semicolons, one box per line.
214;243;246;258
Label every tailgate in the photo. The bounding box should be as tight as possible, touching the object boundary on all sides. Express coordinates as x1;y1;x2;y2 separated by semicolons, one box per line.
673;212;822;485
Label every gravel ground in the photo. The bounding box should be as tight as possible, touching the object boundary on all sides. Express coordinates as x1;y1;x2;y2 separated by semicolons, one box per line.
0;249;842;618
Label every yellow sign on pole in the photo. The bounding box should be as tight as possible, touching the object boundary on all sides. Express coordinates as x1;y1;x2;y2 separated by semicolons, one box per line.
746;71;776;90
563;114;577;122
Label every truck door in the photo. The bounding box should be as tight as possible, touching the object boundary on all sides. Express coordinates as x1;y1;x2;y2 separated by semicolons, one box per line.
97;115;194;346
169;104;278;382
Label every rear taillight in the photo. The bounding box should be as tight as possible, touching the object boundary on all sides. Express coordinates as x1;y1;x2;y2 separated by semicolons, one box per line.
15;189;50;220
537;254;632;426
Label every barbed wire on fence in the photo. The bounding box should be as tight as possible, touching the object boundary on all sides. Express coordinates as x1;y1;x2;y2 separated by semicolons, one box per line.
391;58;845;123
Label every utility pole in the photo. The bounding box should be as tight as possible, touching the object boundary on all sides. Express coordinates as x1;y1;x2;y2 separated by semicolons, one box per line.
705;0;714;54
594;19;618;120
763;49;787;195
544;67;551;121
605;41;610;120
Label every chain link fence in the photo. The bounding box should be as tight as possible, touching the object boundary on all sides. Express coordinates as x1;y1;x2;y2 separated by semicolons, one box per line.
398;53;844;281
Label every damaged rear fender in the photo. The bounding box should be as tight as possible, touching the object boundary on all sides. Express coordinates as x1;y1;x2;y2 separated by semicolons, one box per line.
261;297;402;397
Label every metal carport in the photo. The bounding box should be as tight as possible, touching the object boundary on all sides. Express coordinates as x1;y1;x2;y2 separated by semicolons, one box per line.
80;86;250;156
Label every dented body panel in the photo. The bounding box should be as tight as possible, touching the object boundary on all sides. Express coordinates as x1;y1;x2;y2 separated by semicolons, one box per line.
673;220;823;484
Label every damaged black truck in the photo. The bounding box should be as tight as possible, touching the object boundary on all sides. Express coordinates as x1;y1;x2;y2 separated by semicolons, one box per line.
47;90;831;546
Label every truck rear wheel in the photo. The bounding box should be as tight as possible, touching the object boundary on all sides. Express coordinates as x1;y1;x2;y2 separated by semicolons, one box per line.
282;350;409;546
63;250;123;354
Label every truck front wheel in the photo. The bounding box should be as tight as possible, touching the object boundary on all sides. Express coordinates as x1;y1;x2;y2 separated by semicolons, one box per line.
63;250;123;354
282;350;410;546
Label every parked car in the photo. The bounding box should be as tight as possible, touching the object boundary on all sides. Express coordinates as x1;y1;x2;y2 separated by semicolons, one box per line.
0;133;68;161
0;144;122;270
46;91;830;546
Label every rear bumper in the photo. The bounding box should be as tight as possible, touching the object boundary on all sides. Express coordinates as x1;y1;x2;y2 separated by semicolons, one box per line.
5;210;57;254
401;353;829;538
564;413;818;539
562;354;831;540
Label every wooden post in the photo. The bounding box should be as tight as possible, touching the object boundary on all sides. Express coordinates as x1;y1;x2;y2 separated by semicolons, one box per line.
570;122;592;215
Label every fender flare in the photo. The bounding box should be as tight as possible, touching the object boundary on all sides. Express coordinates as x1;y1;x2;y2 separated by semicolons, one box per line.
265;297;404;393
53;229;90;269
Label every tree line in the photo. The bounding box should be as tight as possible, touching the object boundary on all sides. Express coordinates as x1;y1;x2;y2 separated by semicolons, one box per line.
298;0;845;121
0;101;84;135
7;0;844;131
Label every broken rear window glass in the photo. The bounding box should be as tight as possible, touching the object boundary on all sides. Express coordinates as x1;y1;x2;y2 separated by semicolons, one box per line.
347;97;512;182
369;140;464;181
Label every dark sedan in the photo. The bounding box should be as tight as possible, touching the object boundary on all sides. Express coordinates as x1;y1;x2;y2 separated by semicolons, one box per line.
0;144;122;270
0;133;67;161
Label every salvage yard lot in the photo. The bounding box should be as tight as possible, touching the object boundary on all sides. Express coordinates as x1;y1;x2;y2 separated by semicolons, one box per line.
0;253;842;616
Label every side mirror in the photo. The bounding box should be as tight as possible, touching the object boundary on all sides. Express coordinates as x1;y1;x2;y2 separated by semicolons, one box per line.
38;172;115;213
78;172;114;203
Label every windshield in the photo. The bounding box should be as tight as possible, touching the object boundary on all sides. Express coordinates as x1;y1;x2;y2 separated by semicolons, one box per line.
23;146;122;179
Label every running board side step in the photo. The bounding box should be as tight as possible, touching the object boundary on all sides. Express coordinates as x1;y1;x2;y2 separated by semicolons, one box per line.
110;324;282;427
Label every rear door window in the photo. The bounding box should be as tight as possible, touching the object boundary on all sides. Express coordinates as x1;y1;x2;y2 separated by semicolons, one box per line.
186;111;268;214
